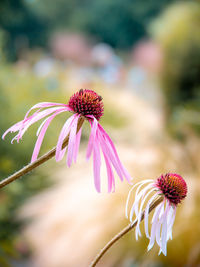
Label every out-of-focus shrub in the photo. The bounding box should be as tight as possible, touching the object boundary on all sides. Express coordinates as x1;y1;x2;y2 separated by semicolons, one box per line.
150;1;200;135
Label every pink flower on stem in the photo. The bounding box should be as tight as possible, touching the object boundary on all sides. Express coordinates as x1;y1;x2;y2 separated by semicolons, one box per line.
2;89;131;192
126;173;187;255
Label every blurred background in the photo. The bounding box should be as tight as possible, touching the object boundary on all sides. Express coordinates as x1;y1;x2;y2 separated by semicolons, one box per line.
0;0;200;266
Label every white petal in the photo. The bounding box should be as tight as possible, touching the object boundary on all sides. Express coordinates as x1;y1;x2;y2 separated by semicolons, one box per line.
130;183;154;222
135;187;155;240
151;196;163;223
125;179;153;218
144;192;159;239
160;201;170;256
167;206;176;240
148;202;164;251
155;201;166;247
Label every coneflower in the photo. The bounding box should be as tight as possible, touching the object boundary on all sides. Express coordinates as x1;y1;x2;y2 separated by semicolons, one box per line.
126;173;187;255
2;89;131;192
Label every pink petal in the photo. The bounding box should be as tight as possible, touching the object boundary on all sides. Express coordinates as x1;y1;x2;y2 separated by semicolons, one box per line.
66;114;79;167
93;133;101;193
55;114;77;162
86;116;98;160
98;128;124;182
2;103;71;143
98;124;132;182
3;107;67;142
36;116;51;136
31;109;67;162
73;127;82;163
102;150;115;193
2;121;23;139
24;102;70;118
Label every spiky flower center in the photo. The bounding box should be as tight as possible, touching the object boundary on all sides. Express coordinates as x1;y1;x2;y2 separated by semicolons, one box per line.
156;173;187;205
68;89;104;121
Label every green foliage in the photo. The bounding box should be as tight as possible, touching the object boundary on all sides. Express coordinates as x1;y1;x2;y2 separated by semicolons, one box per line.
150;1;200;134
0;0;46;60
0;0;177;59
84;0;176;48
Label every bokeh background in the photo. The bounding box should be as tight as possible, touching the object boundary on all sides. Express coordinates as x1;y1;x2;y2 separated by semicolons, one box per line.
0;0;200;266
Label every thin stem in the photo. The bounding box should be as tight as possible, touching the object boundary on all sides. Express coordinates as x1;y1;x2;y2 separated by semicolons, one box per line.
90;196;163;267
0;117;84;189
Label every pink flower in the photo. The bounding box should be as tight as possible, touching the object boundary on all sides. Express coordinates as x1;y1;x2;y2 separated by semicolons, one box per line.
2;89;131;192
126;173;187;255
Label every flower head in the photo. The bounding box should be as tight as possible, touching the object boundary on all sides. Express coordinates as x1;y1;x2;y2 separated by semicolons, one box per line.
156;173;187;205
68;89;104;121
126;173;187;256
2;89;131;192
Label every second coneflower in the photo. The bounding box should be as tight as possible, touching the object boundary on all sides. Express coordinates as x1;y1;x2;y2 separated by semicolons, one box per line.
2;89;131;192
126;173;187;255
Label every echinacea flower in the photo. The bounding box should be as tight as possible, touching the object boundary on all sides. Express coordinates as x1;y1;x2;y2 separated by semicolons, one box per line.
126;173;187;255
2;89;131;192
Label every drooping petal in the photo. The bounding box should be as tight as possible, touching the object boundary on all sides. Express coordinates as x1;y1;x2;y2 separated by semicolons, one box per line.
102;150;115;193
93;132;101;192
85;115;132;191
159;201;170;256
135;187;156;240
55;114;77;162
31;108;67;162
22;107;66;129
167;207;176;240
2;113;41;141
73;127;82;163
144;192;159;238
155;213;164;247
66;114;80;167
98;128;124;182
24;102;69;119
125;180;153;218
86;116;98;160
98;123;132;182
130;183;154;223
2;120;27;140
98;126;124;181
148;202;164;251
3;106;70;142
155;202;166;248
36;116;51;137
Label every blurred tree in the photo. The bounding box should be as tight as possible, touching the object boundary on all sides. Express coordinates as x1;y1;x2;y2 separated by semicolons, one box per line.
84;0;176;48
26;0;175;48
0;0;46;60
